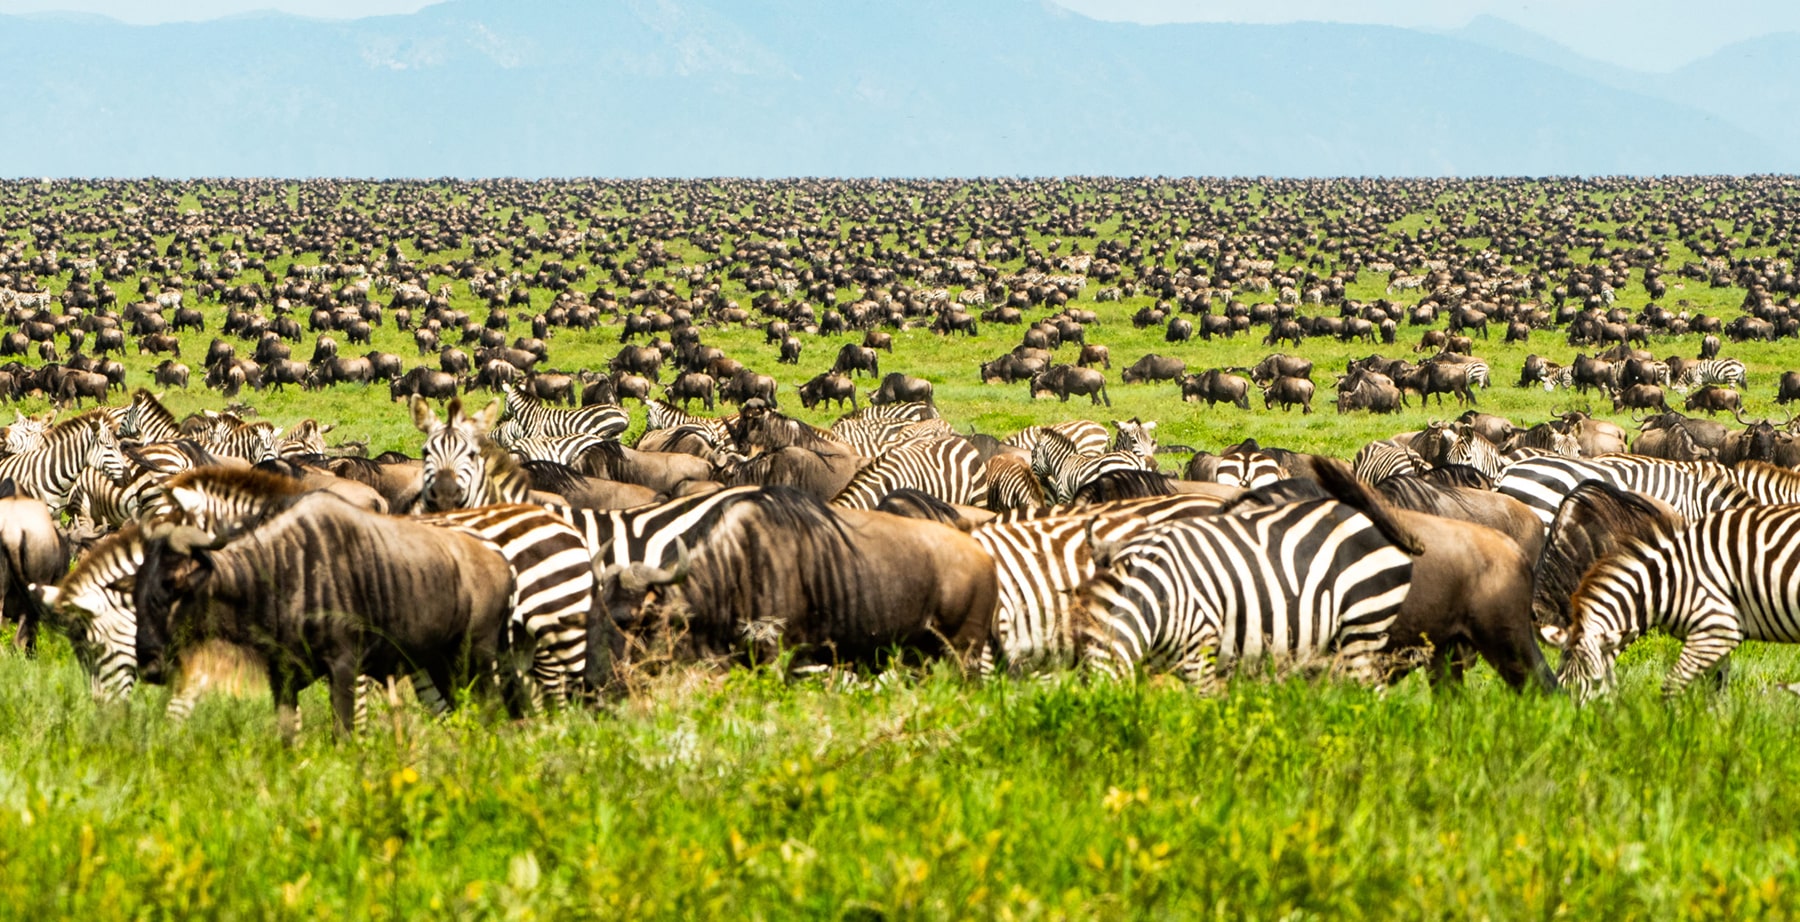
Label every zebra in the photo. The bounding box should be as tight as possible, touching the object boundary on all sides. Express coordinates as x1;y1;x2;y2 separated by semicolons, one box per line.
498;381;629;442
1549;505;1800;702
1351;439;1426;485
1212;443;1284;489
1720;460;1800;505
277;419;332;458
1072;497;1417;687
0;412;130;514
643;399;734;445
414;398;535;511
985;452;1047;512
831;437;988;509
1110;418;1158;462
1673;358;1747;394
1003;419;1109;457
1444;430;1508;480
202;414;281;463
1462;361;1491;390
972;498;1229;673
505;432;609;466
113;389;182;444
1496;455;1746;527
32;524;147;702
830;406;943;457
0;409;53;455
1029;429;1152;503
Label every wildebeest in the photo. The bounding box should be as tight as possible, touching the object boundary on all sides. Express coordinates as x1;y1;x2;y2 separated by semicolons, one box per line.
0;494;71;653
1261;376;1314;413
153;360;190;389
1683;385;1741;415
1029;365;1110;406
389;367;458;402
718;369;779;408
665;371;717;411
1778;371;1800;404
870;373;933;406
597;487;996;673
131;491;516;736
1180;369;1250;409
798;372;858;410
1120;354;1185;385
1612;384;1670;414
1077;343;1110;369
832;344;881;378
1249;353;1312;384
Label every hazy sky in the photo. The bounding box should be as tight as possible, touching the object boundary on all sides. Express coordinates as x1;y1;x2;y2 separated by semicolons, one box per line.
0;0;1786;70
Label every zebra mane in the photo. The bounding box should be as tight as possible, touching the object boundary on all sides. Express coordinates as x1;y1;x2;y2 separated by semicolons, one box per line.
49;408;114;436
125;388;179;441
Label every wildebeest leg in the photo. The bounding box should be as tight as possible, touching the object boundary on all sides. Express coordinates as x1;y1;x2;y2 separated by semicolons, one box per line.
328;660;361;736
270;664;304;742
1471;612;1558;692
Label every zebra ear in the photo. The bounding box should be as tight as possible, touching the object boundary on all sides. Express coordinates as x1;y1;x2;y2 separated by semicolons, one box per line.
469;400;502;433
1537;624;1568;648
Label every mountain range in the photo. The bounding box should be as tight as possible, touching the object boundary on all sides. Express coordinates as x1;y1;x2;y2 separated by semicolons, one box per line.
0;0;1792;177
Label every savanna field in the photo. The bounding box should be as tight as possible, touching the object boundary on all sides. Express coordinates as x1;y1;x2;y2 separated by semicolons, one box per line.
5;176;1800;918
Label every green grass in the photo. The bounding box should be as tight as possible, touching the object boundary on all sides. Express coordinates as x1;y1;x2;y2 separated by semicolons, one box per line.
7;177;1800;918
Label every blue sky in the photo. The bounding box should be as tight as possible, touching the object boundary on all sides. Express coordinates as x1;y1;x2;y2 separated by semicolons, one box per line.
0;0;1790;70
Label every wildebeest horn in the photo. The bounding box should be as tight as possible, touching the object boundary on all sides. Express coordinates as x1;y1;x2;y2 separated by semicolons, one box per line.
620;537;691;592
1731;406;1753;426
144;519;220;554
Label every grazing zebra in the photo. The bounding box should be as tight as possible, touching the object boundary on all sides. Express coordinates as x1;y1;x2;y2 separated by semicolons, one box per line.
1462;361;1491;389
1072;497;1417;687
831;437;988;509
1212;443;1285;488
1030;430;1152;503
1352;439;1426;485
497;382;629;442
1496;455;1746;527
1550;506;1800;701
1111;418;1158;461
0;413;130;514
278;419;331;458
972;497;1231;673
1003;419;1109;457
33;524;146;701
1673;358;1747;393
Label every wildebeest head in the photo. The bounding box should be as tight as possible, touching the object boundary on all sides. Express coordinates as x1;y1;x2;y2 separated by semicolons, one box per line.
595;538;691;630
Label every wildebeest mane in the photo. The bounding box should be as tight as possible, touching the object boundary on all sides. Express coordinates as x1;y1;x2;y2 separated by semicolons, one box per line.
875;488;967;529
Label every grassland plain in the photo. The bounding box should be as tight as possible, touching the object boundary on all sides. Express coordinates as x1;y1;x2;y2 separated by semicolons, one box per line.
2;179;1800;918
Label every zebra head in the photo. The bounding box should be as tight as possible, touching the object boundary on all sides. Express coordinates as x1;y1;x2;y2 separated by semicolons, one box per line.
1111;418;1158;460
0;409;52;455
32;527;149;703
89;419;131;486
1541;618;1623;704
412;395;502;512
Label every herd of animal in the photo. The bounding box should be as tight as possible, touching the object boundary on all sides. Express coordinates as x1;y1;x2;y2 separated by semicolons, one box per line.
0;176;1797;733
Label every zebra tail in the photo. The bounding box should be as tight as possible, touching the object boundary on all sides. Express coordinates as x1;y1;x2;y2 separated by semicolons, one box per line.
1311;457;1425;556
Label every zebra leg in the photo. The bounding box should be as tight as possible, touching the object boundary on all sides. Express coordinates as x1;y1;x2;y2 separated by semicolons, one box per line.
1175;624;1223;693
1665;610;1743;698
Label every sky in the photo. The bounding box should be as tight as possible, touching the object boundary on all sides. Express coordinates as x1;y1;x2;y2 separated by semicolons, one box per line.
0;0;1790;70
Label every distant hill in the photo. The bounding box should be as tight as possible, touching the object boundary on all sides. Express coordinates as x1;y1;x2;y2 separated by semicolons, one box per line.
0;0;1790;177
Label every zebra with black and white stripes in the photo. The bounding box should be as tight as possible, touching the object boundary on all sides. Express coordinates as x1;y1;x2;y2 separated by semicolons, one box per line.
832;437;988;509
1212;443;1285;488
1003;419;1109;457
497;382;629;443
0;412;130;514
1030;429;1152;503
1072;496;1418;687
1673;358;1747;394
985;452;1046;513
1351;439;1426;485
1551;505;1800;701
973;496;1231;673
1111;418;1158;462
32;524;147;702
643;399;734;445
1444;431;1509;480
1497;455;1747;527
